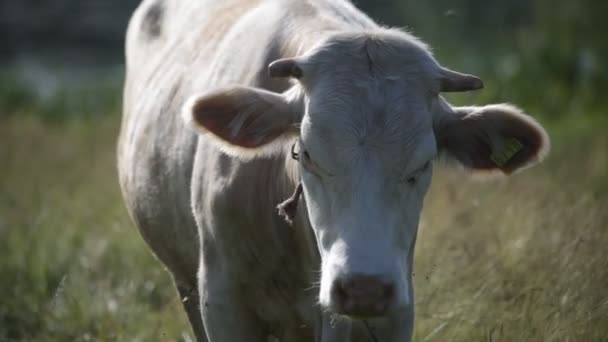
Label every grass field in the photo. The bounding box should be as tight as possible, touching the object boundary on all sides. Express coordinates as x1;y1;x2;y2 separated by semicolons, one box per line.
1;101;606;341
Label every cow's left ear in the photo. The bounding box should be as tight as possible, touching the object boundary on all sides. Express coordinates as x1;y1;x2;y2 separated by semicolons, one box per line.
182;86;303;158
434;104;550;174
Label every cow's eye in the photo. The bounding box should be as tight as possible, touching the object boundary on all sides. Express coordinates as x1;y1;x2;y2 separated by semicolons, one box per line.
300;149;315;171
302;150;311;163
404;161;431;186
297;143;333;177
300;149;331;178
406;175;418;185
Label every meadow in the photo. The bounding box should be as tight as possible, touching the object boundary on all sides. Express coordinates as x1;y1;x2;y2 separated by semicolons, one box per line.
1;76;607;341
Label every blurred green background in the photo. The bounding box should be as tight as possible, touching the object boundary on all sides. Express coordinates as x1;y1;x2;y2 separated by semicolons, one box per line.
1;1;606;341
2;0;607;120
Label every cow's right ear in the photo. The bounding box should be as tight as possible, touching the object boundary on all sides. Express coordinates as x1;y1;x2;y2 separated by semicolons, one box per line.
182;86;302;158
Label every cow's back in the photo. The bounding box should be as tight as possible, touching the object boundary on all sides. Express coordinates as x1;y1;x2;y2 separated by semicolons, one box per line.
117;0;296;285
118;0;374;281
117;0;273;282
117;0;378;338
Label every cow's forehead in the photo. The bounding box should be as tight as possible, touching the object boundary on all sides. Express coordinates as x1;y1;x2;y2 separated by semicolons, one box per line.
300;33;437;137
301;80;435;172
298;31;439;169
305;77;432;134
302;29;440;86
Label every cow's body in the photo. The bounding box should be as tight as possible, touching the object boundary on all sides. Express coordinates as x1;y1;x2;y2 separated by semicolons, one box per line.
118;1;549;341
119;1;377;340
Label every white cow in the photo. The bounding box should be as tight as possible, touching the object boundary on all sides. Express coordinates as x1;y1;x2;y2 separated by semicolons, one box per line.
118;0;550;341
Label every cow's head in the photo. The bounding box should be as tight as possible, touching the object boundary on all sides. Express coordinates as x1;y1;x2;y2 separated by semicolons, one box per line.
182;30;549;318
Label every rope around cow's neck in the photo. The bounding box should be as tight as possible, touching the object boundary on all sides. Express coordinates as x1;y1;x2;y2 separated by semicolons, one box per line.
276;142;304;224
363;320;380;342
276;182;302;224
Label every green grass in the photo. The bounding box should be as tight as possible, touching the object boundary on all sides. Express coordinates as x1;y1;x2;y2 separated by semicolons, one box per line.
414;118;608;341
0;116;190;341
0;103;606;341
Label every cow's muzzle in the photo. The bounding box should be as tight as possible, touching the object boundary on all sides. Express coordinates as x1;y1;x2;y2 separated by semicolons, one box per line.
330;274;395;318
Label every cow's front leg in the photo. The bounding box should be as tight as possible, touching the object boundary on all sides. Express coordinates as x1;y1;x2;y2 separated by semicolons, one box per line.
199;264;267;342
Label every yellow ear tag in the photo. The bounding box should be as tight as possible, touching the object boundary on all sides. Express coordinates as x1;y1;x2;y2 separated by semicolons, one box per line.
491;137;524;167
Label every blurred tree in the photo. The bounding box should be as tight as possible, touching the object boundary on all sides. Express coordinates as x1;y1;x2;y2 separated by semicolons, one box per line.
0;0;605;118
0;0;140;61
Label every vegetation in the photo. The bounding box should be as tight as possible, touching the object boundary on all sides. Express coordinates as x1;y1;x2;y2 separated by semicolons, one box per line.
0;115;190;341
1;0;607;340
2;88;606;341
415;120;608;341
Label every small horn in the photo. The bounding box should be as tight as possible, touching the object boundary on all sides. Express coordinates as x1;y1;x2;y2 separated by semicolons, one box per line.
439;67;483;92
268;58;303;79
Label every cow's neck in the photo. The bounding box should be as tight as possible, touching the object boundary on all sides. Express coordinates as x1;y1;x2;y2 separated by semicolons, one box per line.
280;151;318;259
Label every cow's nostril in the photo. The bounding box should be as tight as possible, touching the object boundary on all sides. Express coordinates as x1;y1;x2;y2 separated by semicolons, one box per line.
330;274;394;317
343;275;391;297
332;278;348;302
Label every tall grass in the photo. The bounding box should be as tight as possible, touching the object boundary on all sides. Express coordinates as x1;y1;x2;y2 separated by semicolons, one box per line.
0;94;606;340
414;119;608;341
0;116;190;341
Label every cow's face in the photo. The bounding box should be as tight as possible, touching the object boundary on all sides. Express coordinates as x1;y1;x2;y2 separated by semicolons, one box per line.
289;34;441;316
298;102;434;318
183;30;550;318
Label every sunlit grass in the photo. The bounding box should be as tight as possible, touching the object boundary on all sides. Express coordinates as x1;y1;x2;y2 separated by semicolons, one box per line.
414;118;608;341
0;109;605;341
0;116;190;341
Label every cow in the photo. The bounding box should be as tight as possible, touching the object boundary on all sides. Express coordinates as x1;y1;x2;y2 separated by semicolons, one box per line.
117;0;550;341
